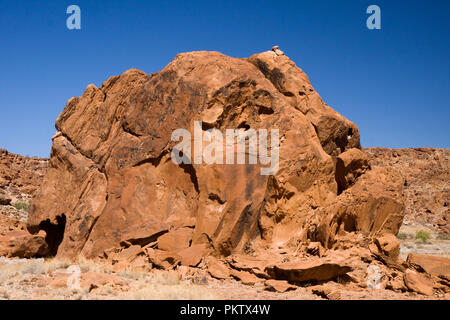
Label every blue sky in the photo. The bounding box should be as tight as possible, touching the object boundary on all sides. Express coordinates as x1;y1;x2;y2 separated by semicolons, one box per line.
0;0;449;157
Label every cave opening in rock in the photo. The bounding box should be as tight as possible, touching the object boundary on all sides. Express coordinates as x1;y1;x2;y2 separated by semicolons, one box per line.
38;214;66;256
348;128;353;139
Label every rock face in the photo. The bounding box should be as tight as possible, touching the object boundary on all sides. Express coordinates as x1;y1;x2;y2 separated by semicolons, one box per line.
27;50;402;261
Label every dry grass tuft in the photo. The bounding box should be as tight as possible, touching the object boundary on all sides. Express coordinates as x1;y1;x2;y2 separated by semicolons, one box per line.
0;256;217;300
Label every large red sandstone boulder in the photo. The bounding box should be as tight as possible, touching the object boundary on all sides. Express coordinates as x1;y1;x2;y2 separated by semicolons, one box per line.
407;253;450;280
265;259;352;282
0;230;49;258
26;50;403;261
374;233;401;261
403;269;435;296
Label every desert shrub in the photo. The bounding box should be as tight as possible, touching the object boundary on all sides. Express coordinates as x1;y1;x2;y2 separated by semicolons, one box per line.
397;233;408;240
123;283;216;300
13;202;29;212
19;259;47;274
44;257;73;272
436;233;450;240
415;230;431;243
77;256;113;274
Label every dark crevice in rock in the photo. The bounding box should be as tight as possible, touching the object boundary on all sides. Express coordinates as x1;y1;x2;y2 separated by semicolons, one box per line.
255;198;267;240
133;150;169;168
179;162;200;194
122;122;143;138
38;214;66;256
258;105;275;115
334;157;346;195
169;150;200;194
347;128;353;139
208;193;226;205
311;123;319;138
282;91;295;97
122;230;168;247
237;122;250;130
199;232;216;250
201;121;215;131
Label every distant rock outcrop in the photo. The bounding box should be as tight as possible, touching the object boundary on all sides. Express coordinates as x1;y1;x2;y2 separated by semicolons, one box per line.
0;149;47;203
0;149;47;238
365;148;449;235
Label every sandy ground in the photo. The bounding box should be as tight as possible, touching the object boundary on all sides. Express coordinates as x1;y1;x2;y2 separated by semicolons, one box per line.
398;223;450;260
0;252;448;300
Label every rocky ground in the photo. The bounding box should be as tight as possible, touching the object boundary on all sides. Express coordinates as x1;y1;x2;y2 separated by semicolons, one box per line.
0;256;445;300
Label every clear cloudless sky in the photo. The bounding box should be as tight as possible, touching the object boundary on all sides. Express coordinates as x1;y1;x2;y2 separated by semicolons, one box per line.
0;0;449;157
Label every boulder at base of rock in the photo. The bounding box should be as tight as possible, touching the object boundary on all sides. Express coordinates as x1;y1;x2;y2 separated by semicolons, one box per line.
81;272;127;292
407;253;450;280
265;259;352;282
0;230;48;258
306;242;324;257
230;269;262;285
310;284;342;300
157;227;193;252
374;233;400;260
403;269;435;296
145;248;180;270
207;257;232;280
226;254;274;278
265;280;297;293
106;245;150;270
178;244;210;267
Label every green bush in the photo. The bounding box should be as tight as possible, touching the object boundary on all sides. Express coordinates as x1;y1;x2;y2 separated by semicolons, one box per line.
13;202;29;212
415;230;431;243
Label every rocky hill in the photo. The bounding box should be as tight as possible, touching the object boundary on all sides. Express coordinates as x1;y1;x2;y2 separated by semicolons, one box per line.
0;149;47;203
365;148;449;236
0;149;47;236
